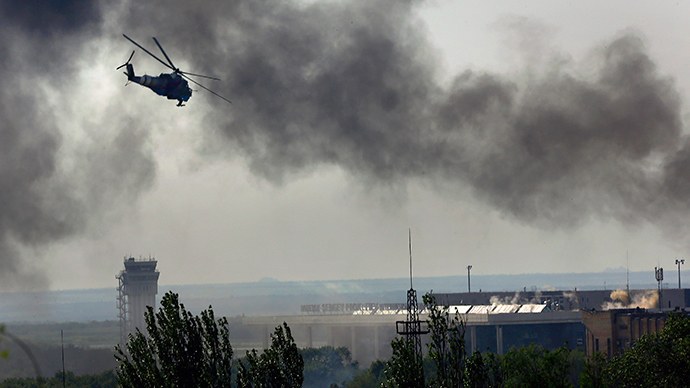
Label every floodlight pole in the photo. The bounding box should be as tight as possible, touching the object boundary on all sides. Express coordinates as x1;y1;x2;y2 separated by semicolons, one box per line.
655;266;664;311
676;258;685;289
467;265;473;293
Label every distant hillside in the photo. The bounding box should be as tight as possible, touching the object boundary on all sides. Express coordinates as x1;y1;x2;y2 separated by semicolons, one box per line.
0;270;672;323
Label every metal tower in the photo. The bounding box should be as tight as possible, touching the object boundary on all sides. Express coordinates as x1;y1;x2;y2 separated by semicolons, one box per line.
116;273;128;346
395;230;428;378
116;256;160;345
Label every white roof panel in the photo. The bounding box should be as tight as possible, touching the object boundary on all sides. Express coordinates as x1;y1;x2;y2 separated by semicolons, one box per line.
449;305;472;314
468;305;494;314
491;304;520;314
518;304;548;313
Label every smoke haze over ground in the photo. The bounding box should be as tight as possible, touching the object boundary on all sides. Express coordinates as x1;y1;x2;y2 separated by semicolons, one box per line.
0;0;689;290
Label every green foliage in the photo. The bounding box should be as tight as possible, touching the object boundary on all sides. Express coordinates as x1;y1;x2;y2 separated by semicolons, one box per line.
383;336;424;388
589;312;690;388
579;351;606;388
423;293;465;388
501;344;574;388
464;351;492;388
301;346;357;388
343;360;386;388
236;322;304;388
114;291;233;388
0;370;117;388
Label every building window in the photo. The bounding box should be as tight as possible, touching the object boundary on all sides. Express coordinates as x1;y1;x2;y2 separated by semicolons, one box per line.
607;338;611;358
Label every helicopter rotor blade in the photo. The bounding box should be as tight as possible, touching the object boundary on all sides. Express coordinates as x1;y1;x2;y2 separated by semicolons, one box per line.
152;37;177;71
179;71;220;81
122;34;174;71
182;74;232;104
116;50;135;70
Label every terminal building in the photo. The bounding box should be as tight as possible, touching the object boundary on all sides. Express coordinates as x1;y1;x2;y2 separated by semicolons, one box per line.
244;301;582;365
243;288;690;365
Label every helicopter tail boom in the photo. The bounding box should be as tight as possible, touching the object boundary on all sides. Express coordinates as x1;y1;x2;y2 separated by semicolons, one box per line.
123;64;135;81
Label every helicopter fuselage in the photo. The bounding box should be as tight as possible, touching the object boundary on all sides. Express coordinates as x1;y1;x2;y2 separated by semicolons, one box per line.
125;64;191;106
118;35;231;106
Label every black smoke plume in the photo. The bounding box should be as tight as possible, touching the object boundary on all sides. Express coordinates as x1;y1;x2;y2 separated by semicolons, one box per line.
122;1;690;231
1;0;689;289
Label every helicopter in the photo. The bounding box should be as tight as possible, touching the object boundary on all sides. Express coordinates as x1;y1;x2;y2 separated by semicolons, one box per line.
117;34;231;107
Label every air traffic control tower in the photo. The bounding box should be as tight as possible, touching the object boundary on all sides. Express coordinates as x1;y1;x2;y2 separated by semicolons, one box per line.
116;256;160;345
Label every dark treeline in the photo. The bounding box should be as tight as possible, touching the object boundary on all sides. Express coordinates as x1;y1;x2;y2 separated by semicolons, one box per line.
0;370;116;388
344;346;584;388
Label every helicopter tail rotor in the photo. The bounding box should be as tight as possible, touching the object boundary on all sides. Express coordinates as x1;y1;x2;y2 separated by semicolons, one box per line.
116;50;135;70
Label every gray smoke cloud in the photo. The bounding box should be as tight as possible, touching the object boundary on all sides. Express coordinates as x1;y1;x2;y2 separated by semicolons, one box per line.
0;0;156;290
121;1;690;231
1;0;689;288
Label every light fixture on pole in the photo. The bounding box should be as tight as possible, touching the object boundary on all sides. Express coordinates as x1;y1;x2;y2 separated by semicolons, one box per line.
676;258;685;289
655;266;664;311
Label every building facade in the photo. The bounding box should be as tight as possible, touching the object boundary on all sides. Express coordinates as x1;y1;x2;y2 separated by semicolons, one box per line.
244;288;690;365
581;309;671;358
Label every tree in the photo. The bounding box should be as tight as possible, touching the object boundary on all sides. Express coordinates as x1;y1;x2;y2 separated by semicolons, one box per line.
343;360;387;388
501;344;574;388
236;322;304;388
579;351;607;388
423;293;466;388
114;291;233;388
301;346;358;388
0;370;117;388
463;351;491;388
383;336;424;388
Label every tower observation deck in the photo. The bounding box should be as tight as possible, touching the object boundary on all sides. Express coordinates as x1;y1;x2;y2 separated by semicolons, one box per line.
116;256;160;345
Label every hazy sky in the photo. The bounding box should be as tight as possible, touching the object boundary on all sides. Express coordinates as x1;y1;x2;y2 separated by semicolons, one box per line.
2;0;690;291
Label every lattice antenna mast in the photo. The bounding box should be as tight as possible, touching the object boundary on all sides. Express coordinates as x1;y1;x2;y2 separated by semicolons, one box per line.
409;228;413;290
396;229;429;383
